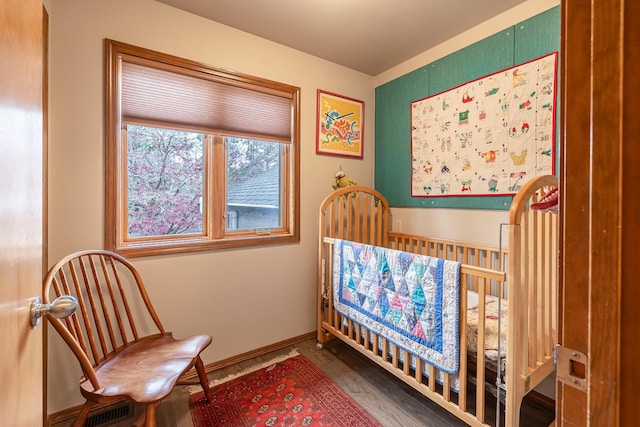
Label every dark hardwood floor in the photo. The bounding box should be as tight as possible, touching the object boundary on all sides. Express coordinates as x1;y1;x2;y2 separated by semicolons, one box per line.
52;337;555;426
316;338;555;427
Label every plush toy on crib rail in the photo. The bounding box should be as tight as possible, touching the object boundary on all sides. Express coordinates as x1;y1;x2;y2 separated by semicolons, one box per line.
332;168;358;191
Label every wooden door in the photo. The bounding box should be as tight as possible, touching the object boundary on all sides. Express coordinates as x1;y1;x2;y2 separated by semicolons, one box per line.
559;0;639;424
0;0;45;425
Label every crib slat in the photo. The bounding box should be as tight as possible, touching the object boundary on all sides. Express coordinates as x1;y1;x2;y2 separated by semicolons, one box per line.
541;217;551;359
476;278;487;423
535;210;544;366
443;372;451;401
414;358;423;384
392;345;399;369
513;218;528;380
526;211;540;369
428;365;436;392
403;351;411;376
459;274;469;412
373;334;379;357
552;212;558;341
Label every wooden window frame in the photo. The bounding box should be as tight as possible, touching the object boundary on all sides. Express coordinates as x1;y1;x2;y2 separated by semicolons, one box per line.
104;39;300;257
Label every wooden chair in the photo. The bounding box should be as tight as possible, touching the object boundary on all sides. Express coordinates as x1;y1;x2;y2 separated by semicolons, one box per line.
43;250;213;427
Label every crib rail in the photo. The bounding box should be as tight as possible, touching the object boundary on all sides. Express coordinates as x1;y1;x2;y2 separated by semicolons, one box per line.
318;185;390;246
389;232;507;298
320;236;506;427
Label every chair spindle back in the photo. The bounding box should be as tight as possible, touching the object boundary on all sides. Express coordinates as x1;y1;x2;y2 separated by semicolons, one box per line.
43;250;166;386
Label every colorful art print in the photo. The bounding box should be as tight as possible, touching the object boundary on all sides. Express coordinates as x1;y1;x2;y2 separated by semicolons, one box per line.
316;90;364;159
410;52;558;197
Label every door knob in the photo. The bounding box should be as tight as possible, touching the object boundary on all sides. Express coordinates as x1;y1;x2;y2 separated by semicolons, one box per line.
30;295;78;327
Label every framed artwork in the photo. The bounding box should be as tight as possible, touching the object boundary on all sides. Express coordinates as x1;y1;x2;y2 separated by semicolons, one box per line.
316;90;364;158
410;52;558;197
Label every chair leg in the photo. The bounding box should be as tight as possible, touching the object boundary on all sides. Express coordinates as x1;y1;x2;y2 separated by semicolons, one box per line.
144;403;158;427
195;356;212;402
72;401;94;427
132;408;146;427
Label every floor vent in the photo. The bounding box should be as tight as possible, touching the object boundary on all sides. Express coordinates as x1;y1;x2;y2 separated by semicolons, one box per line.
84;402;134;427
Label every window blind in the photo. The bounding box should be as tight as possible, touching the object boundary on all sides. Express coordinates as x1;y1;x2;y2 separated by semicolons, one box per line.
120;57;293;141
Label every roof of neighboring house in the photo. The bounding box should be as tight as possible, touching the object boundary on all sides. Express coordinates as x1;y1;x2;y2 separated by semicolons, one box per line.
227;166;280;208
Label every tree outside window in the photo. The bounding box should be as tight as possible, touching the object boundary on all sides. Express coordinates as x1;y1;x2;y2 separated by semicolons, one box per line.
127;125;205;238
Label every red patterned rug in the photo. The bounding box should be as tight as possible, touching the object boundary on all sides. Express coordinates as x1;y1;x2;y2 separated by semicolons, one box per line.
189;353;382;426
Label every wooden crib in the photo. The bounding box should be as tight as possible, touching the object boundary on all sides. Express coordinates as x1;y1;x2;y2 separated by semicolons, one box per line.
316;175;558;427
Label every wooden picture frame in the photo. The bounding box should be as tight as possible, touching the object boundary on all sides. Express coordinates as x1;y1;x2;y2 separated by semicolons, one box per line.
316;90;364;159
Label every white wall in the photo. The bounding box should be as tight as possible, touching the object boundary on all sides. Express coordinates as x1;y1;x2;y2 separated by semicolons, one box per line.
47;0;559;414
47;0;374;413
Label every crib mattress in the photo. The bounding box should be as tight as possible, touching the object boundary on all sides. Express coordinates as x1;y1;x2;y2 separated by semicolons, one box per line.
466;291;508;362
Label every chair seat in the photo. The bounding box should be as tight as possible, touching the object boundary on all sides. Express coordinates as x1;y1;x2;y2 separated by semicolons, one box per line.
80;333;212;403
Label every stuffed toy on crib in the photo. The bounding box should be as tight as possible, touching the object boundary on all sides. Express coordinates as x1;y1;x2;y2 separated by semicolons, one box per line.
331;169;358;199
332;170;357;190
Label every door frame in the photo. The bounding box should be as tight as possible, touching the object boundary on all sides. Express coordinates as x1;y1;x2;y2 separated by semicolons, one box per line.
558;0;638;424
42;4;50;425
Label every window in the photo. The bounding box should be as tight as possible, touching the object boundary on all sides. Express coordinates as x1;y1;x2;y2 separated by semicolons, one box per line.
105;39;300;257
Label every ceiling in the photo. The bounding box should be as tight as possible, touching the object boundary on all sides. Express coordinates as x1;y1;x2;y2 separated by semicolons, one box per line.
155;0;528;76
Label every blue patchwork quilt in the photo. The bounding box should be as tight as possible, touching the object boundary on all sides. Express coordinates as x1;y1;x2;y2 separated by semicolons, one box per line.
332;239;461;373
